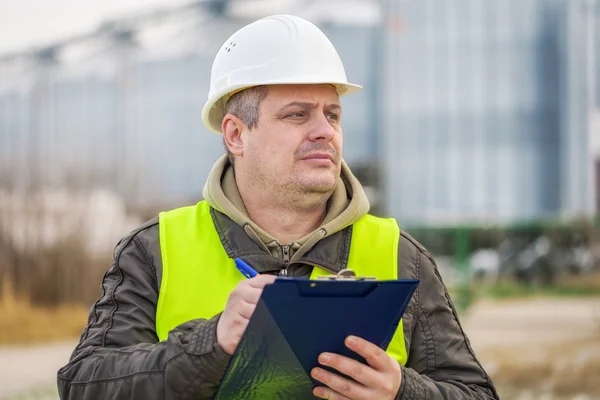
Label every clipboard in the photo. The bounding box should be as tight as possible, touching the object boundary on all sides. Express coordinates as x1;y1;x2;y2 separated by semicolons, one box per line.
215;275;419;400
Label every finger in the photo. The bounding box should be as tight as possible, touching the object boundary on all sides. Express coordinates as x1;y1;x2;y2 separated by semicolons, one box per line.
312;386;351;400
237;275;277;303
317;352;379;387
233;300;257;319
345;336;395;372
236;285;268;305
247;274;277;289
311;367;370;400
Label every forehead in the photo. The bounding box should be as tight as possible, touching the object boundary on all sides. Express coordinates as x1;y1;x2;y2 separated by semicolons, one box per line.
263;84;340;106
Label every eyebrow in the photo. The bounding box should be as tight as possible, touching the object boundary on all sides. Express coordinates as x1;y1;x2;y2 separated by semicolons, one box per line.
280;101;342;111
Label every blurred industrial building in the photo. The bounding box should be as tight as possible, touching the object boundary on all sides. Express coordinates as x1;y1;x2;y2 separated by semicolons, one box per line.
0;0;598;226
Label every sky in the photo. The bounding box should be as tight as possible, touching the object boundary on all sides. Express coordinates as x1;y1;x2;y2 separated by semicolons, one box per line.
0;0;381;56
0;0;187;55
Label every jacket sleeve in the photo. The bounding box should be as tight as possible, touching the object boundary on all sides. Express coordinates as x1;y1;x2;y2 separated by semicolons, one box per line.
57;226;231;400
396;237;499;400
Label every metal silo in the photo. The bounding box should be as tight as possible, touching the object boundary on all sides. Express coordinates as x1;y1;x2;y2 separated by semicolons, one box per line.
381;0;597;226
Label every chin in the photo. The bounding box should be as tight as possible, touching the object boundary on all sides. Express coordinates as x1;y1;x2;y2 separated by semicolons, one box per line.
298;173;337;193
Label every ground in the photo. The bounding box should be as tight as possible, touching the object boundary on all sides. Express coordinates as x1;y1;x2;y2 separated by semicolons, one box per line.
0;297;599;399
465;297;600;399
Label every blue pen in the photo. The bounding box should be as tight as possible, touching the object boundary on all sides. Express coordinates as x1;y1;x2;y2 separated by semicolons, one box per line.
234;258;259;279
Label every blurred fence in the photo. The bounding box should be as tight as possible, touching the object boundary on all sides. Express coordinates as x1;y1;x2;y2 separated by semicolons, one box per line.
0;0;599;305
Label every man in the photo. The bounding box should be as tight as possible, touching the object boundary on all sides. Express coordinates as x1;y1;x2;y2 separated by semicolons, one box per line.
58;15;498;400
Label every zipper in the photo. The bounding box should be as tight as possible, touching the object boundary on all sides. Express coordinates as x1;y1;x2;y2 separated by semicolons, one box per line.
279;245;291;276
282;245;290;263
278;246;340;277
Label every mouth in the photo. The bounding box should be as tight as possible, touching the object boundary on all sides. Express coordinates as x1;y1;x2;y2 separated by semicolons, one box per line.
301;153;336;163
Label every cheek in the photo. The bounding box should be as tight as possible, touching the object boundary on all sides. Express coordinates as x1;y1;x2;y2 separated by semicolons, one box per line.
249;134;291;165
333;132;343;154
253;124;309;165
270;133;301;160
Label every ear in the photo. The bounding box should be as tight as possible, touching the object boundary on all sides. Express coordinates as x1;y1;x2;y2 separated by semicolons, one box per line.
222;114;246;158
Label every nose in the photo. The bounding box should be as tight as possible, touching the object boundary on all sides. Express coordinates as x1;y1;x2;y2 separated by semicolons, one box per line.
307;113;337;142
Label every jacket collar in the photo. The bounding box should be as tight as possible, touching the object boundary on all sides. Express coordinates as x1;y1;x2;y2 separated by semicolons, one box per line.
210;207;349;275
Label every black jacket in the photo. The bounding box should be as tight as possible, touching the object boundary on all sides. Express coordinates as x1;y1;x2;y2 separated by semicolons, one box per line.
57;208;498;399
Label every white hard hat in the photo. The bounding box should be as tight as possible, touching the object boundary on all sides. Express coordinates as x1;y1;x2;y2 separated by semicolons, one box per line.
201;14;362;134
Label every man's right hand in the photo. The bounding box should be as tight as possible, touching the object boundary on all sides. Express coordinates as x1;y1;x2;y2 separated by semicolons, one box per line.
216;274;277;355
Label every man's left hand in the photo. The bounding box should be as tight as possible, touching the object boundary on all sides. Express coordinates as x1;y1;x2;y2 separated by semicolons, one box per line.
311;335;402;400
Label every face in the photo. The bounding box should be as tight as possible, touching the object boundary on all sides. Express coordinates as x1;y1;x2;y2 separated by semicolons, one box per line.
227;84;343;201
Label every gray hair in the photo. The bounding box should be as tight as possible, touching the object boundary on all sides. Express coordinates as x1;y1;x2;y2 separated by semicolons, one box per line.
223;86;269;165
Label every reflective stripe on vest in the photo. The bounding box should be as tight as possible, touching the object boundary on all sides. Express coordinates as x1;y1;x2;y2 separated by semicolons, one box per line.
156;200;408;365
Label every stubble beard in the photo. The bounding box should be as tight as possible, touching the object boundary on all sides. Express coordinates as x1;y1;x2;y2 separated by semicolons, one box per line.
248;162;339;211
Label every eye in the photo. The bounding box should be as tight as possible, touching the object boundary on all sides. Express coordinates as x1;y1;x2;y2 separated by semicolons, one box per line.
327;113;340;121
286;112;305;118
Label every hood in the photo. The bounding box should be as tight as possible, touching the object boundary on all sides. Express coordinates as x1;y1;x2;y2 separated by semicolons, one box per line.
202;154;370;262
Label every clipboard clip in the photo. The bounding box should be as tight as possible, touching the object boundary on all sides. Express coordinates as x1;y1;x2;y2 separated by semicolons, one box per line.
315;268;377;281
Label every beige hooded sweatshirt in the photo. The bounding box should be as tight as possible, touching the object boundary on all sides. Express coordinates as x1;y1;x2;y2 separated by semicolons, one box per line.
202;155;370;263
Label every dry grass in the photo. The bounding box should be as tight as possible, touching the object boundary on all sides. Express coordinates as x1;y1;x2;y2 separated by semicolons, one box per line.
0;282;88;345
480;335;600;397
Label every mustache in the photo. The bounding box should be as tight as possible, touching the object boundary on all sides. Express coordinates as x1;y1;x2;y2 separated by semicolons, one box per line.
295;143;339;162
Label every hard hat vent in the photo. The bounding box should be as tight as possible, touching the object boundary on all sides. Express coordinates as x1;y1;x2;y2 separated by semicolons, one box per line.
224;41;236;53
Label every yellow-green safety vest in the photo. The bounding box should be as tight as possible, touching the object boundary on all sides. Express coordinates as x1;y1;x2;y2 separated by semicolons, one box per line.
156;200;408;365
